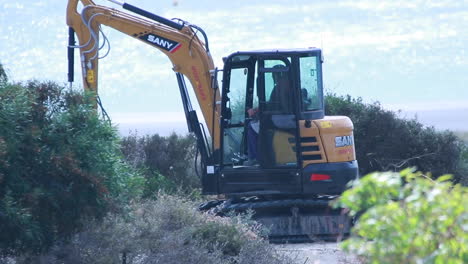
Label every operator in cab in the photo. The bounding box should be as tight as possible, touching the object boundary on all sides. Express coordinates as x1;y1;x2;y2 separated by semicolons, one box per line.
245;64;293;166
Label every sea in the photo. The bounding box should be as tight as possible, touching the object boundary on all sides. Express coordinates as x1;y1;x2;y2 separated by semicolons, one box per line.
115;108;468;137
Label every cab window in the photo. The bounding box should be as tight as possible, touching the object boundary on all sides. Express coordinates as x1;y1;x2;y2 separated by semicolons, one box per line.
299;56;322;111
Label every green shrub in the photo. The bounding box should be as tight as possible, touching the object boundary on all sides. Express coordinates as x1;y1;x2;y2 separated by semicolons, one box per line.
13;194;291;264
0;80;143;255
121;132;200;195
459;146;468;186
334;169;468;263
455;131;468;143
0;62;7;83
325;94;467;183
191;214;258;256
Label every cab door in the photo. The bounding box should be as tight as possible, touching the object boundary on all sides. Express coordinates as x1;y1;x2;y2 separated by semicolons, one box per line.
257;57;299;169
219;53;302;196
220;58;253;166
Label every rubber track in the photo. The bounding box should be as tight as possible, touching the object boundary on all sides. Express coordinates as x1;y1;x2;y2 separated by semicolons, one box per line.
201;198;350;244
219;198;334;212
269;234;347;244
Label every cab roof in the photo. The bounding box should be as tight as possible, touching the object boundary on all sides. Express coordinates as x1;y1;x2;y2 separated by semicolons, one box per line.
230;47;321;55
224;48;322;63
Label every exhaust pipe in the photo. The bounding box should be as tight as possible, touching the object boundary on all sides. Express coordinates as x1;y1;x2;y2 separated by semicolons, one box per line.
67;27;75;83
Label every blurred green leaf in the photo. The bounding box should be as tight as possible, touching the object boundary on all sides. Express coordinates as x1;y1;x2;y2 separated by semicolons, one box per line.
338;170;468;263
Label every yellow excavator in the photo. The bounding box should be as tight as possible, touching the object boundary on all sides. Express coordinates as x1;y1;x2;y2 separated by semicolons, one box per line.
67;0;359;242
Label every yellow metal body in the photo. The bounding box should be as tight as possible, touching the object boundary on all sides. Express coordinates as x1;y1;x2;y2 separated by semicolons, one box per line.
66;0;221;149
267;116;355;168
299;116;356;167
272;130;297;165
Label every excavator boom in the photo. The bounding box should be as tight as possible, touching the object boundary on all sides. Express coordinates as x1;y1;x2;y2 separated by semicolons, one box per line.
66;0;221;150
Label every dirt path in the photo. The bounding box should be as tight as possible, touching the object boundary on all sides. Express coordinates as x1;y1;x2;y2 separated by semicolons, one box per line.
274;242;362;264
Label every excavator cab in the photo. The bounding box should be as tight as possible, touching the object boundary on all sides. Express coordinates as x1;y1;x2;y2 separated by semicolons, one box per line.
219;49;327;196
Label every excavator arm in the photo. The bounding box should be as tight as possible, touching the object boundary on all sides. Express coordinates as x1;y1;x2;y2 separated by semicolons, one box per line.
66;0;221;150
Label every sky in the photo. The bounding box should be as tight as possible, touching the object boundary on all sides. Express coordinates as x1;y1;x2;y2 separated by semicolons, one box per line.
1;0;467;134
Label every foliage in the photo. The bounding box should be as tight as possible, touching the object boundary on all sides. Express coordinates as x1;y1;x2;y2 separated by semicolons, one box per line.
334;169;468;263
0;62;7;83
191;212;259;256
12;194;291;264
121;132;200;196
325;94;468;183
459;146;468;186
0;80;143;255
454;131;468;143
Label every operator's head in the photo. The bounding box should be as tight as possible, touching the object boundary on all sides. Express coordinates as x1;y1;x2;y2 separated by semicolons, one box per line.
272;64;288;86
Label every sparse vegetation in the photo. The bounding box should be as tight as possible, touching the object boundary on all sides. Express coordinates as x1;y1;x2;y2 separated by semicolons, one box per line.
335;169;468;263
11;194;291;264
121;132;200;197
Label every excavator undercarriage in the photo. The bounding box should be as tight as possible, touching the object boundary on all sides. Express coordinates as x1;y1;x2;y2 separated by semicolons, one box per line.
201;196;352;243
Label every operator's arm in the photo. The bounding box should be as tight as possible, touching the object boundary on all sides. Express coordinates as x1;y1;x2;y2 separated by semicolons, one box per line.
247;108;258;118
67;0;220;149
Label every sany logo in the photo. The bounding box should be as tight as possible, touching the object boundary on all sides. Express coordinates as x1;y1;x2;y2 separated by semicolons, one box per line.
147;35;173;49
335;135;353;148
139;33;181;53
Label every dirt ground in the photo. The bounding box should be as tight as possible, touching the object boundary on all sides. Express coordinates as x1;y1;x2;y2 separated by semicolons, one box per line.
275;242;362;264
